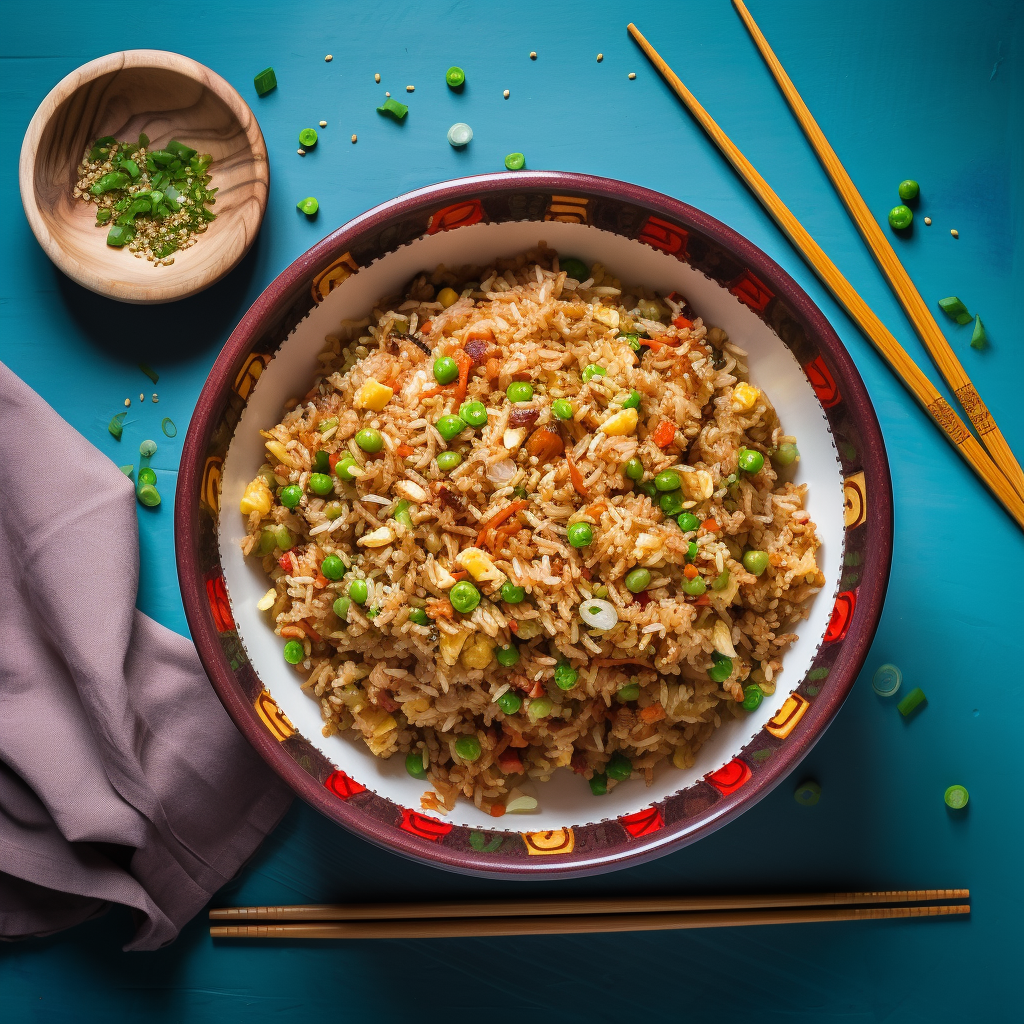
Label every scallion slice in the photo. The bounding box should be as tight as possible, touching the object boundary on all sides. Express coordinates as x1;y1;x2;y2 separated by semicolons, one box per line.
108;411;127;440
970;316;986;350
161;417;177;437
139;439;157;457
937;296;973;325
137;484;161;507
139;363;159;384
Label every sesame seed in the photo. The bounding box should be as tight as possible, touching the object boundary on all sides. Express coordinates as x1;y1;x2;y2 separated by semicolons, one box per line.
297;148;306;156
124;398;131;407
597;53;604;62
503;89;510;98
628;72;636;80
406;85;414;92
325;54;333;62
319;120;327;127
152;394;159;402
385;91;390;97
374;73;380;82
924;217;932;225
951;229;959;237
530;51;537;60
139;393;145;402
351;134;357;143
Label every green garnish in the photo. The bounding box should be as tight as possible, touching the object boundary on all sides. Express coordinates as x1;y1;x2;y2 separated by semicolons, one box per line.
138;467;157;487
504;152;526;171
298;128;318;148
139;363;159;383
253;67;277;96
161;417;177;437
137;484;161;507
139;439;157;457
297;196;319;216
108;411;127;440
119;465;134;479
897;687;927;717
938;296;973;325
377;97;409;120
970;316;986;350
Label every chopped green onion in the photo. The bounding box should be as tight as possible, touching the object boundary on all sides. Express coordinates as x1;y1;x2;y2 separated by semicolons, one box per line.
504;152;526;171
970;316;986;350
793;780;821;806
161;417;177;437
119;158;141;180
938;296;973;325
139;439;157;457
897;687;927;717
95;209;112;225
108;411;127;440
298;128;318;148
871;663;902;697
297;196;319;216
119;465;134;478
377;97;409;120
89;171;130;195
106;224;135;247
138;467;157;487
253;67;277;96
139;363;159;384
137;483;161;507
944;785;969;810
166;139;197;160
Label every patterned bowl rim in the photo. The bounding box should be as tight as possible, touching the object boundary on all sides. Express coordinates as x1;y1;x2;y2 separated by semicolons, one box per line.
175;171;893;877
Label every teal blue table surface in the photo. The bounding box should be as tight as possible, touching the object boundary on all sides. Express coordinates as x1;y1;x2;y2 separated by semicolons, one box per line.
2;1;1022;1020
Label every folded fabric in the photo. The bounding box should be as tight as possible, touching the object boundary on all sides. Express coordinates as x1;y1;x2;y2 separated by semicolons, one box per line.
0;361;292;950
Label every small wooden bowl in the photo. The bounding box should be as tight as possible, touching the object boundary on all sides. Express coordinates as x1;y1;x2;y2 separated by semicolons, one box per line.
19;50;269;304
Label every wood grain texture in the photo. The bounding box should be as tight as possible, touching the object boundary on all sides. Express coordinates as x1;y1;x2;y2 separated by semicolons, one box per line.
209;903;970;939
19;49;268;303
627;22;1024;533
209;889;971;921
731;0;1024;503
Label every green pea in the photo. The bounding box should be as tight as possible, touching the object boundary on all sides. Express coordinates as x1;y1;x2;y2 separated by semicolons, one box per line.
273;525;294;551
506;382;534;403
495;644;520;667
333;596;351;621
616;682;640;702
708;652;733;682
355;428;383;453
737;448;765;473
433;356;458;385
445;66;466;88
504;152;526;171
682;574;706;597
408;607;430;626
405;751;428;778
256;529;278;556
560;257;589;281
582;363;606;383
455;735;482;761
605;751;632;781
741;684;764;711
496;691;522;714
655;470;680;492
309;472;334;496
624;568;651;593
637;480;658;499
677;512;700;532
335;455;358;480
459;401;488;428
686;540;699;560
527;696;553;721
323;501;345;519
567;522;593;548
742;550;770;576
435;414;466;442
621;390;642;410
280;484;302;508
623;457;645;481
450;580;481;613
898;179;919;202
313;450;330;474
348;578;369;605
436;450;463;472
659;490;684;516
772;443;800;467
888;204;913;230
589;772;608;796
320;555;345;580
500;582;526;604
711;570;731;591
283;640;304;664
553;662;579;690
552;399;573;420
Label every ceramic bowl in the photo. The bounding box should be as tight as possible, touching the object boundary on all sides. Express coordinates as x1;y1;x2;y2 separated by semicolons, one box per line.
19;49;268;304
176;172;891;876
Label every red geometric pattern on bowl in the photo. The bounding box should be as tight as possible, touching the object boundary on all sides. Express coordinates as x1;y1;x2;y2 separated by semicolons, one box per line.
175;172;893;877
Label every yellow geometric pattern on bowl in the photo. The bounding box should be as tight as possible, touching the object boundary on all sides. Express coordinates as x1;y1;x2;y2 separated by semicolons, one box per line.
312;251;359;303
765;692;811;740
544;195;589;225
254;689;295;741
201;455;223;513
522;828;575;855
233;352;270;402
843;471;867;529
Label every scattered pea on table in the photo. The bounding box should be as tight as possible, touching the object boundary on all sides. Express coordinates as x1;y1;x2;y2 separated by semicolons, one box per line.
898;687;927;717
794;779;821;806
254;67;277;96
944;785;969;810
296;196;319;216
504;152;525;170
888;204;913;230
898;179;919;201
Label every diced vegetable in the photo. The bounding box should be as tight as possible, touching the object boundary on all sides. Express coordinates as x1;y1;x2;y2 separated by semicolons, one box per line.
794;780;821;805
108;411;127;440
871;664;902;697
944;785;969;809
938;296;972;325
579;598;618;630
970;316;986;350
898;687;927;717
598;407;638;436
354;378;394;411
377;97;409;120
254;68;278;96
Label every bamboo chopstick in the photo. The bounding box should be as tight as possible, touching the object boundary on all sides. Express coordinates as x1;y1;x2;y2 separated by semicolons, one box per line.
209;889;968;922
210;904;969;940
626;22;1024;533
731;0;1024;504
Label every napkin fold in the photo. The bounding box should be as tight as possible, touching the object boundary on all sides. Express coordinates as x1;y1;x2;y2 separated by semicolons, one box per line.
0;361;292;950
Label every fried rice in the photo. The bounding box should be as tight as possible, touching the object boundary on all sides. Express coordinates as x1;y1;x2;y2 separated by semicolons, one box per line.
239;245;824;815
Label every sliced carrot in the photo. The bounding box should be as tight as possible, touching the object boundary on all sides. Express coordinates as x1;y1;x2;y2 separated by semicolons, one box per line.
525;426;564;463
640;703;666;723
420;320;433;334
566;450;590;499
279;625;305;639
396;443;414;457
314;573;329;589
453;349;473;406
484;356;500;381
476;499;528;547
694;594;710;606
488;520;523;552
672;315;694;330
489;804;507;817
328;451;342;473
300;619;323;641
504;725;529;748
640;335;680;351
702;518;720;533
652;420;676;448
592;658;653;670
426;599;454;619
419;384;448;400
508;619;518;633
528;679;546;698
683;564;698;580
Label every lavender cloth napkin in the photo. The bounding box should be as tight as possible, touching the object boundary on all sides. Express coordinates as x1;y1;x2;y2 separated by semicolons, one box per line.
0;362;293;950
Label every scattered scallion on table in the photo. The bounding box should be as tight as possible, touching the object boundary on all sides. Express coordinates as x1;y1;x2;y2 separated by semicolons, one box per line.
161;417;177;437
108;411;127;440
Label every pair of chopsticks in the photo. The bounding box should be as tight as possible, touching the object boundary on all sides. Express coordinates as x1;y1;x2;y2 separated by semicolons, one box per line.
629;9;1024;532
210;890;968;939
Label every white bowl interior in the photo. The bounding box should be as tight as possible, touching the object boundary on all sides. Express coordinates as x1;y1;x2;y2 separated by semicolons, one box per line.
219;220;844;831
